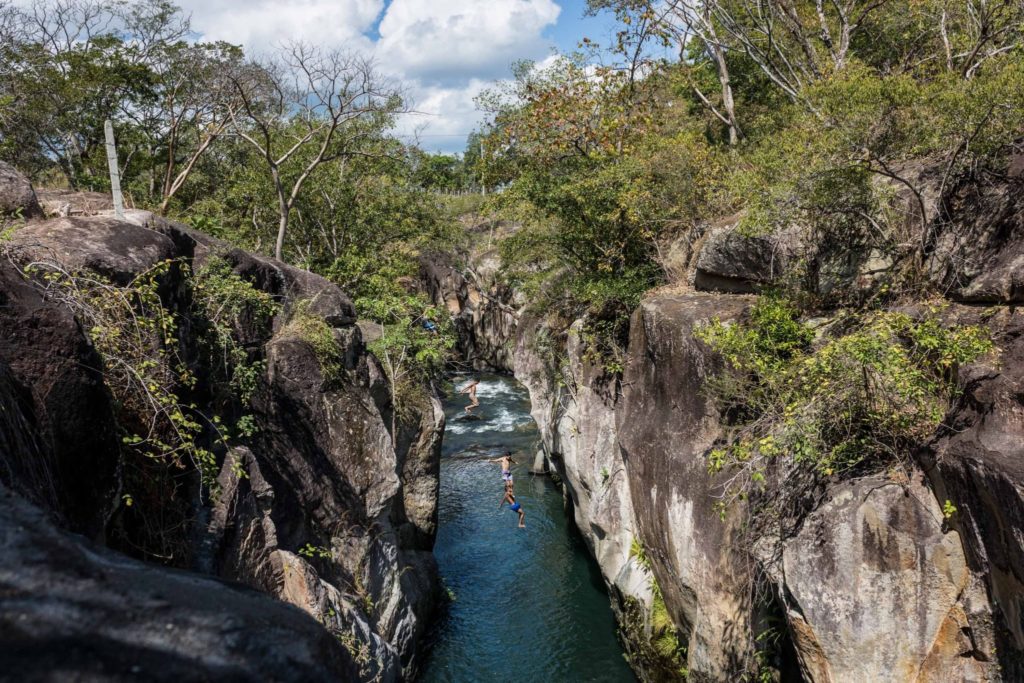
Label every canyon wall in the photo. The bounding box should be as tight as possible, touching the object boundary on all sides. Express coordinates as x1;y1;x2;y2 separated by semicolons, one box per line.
425;159;1024;681
0;162;442;681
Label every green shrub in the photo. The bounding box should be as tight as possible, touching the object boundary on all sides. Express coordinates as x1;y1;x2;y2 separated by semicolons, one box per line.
283;301;344;382
698;297;993;506
630;537;651;571
28;260;223;483
192;254;279;405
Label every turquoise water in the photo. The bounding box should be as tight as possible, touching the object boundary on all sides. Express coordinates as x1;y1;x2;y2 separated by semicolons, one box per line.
420;374;635;683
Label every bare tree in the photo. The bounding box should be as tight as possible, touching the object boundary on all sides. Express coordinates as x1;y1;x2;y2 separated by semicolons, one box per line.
956;0;1024;78
702;0;891;101
227;43;404;261
590;0;742;144
664;0;741;144
124;41;245;213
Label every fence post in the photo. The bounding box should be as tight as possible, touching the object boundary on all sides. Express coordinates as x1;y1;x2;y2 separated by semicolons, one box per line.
104;119;125;220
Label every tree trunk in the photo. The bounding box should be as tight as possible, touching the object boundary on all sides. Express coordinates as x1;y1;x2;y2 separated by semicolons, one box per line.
271;167;289;261
275;211;288;261
713;43;739;145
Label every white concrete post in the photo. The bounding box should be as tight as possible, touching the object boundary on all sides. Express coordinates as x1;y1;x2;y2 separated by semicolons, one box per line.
104;119;125;220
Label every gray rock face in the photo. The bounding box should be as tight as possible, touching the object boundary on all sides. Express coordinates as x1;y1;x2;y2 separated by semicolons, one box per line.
448;264;1013;681
513;317;654;663
780;472;990;682
619;293;757;679
0;161;42;219
222;322;441;677
0;484;359;682
420;250;518;371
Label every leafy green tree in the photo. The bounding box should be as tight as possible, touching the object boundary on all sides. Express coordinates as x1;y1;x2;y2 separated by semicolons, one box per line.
0;0;191;186
225;43;404;261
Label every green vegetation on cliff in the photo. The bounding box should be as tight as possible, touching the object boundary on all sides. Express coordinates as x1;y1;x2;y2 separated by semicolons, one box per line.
697;297;993;508
474;0;1024;335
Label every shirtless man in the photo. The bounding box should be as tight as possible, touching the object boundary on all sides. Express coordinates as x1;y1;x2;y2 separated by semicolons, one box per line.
459;378;480;414
489;452;516;487
499;486;526;528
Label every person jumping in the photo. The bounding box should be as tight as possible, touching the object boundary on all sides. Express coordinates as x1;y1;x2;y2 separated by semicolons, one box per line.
489;452;516;487
499;486;526;528
459;378;480;414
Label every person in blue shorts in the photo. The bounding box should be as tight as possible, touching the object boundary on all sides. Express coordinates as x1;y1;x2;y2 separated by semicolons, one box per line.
499;485;526;528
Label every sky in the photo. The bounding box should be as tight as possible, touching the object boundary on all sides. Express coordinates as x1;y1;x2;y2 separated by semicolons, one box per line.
171;0;620;154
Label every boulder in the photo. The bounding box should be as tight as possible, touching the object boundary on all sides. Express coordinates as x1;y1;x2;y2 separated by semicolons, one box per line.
0;484;359;682
0;161;42;219
35;188;112;217
780;472;991;682
694;219;801;293
7;216;176;285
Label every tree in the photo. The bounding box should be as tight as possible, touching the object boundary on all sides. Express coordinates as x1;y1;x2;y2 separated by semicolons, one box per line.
0;0;189;185
126;39;244;213
409;150;467;193
226;43;404;261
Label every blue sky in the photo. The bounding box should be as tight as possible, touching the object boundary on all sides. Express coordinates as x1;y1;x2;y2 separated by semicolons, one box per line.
174;0;620;153
544;0;620;52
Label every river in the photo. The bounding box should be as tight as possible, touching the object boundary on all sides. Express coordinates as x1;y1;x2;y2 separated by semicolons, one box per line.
420;374;635;682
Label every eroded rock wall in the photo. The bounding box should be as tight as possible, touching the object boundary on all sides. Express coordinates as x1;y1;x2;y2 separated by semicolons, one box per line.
0;167;443;681
427;167;1024;681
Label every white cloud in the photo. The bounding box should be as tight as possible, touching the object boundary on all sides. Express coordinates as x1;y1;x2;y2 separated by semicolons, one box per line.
375;0;560;83
177;0;566;153
393;79;492;153
177;0;383;53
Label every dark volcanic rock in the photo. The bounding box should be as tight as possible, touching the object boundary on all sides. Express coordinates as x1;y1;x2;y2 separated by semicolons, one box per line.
0;485;358;683
0;180;442;680
136;213;357;327
922;314;1024;677
928;171;1024;302
7;216;176;285
0;162;42;219
0;261;119;538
